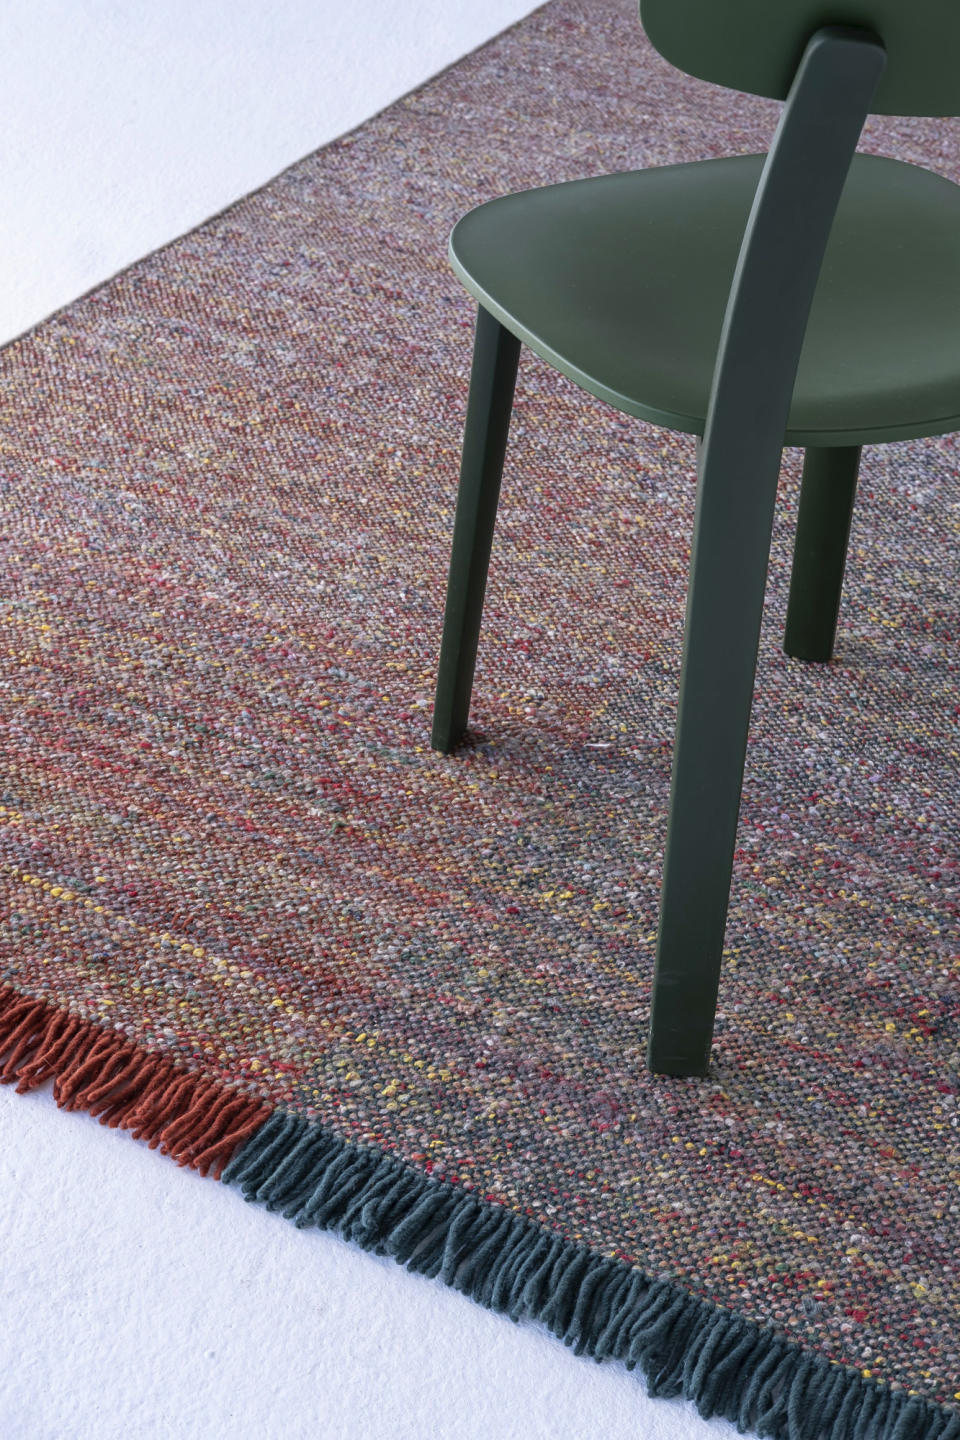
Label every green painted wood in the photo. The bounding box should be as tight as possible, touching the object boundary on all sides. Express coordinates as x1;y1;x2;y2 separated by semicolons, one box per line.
440;2;956;1078
639;0;960;116
784;446;862;662
431;305;520;754
449;151;960;448
646;29;885;1076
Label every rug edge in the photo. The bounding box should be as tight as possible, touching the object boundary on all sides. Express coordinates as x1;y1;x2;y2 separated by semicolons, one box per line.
4;981;956;1438
222;1108;960;1440
0;982;270;1179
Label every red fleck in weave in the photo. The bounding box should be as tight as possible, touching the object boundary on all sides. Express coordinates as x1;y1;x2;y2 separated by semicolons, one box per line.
1;0;958;1417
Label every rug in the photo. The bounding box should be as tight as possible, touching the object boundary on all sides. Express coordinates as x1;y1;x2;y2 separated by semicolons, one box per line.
1;1;958;1434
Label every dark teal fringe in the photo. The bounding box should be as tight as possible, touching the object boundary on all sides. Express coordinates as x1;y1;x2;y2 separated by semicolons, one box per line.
222;1111;960;1440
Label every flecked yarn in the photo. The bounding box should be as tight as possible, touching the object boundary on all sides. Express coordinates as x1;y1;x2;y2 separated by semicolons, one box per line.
0;0;958;1427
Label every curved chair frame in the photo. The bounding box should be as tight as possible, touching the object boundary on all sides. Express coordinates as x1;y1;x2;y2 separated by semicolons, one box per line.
432;26;890;1075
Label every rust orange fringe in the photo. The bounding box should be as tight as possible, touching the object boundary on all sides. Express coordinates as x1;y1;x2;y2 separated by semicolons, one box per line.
0;984;272;1180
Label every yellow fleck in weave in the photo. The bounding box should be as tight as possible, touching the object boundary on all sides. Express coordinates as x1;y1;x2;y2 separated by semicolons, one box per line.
1;2;958;1433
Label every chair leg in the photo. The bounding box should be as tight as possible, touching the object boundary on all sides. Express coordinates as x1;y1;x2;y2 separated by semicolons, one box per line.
783;444;861;661
431;305;521;754
647;442;785;1077
645;29;883;1076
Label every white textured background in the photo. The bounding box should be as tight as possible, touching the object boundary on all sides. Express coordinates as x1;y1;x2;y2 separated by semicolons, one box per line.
0;0;545;347
0;3;736;1436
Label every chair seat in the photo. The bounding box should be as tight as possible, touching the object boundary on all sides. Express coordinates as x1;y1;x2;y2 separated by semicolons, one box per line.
449;152;960;446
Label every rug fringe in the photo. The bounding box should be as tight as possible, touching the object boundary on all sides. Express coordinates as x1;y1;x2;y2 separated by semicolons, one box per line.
0;984;271;1179
223;1110;960;1440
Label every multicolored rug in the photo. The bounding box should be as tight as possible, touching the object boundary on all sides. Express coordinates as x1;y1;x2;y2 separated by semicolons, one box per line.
2;1;958;1434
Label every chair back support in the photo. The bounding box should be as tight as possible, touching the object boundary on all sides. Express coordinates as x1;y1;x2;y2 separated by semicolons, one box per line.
639;0;960;115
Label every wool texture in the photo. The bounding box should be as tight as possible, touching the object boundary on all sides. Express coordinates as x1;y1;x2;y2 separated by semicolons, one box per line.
0;0;958;1431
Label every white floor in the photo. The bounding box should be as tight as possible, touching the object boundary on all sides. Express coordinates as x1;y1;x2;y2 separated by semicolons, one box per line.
0;0;544;347
0;6;737;1437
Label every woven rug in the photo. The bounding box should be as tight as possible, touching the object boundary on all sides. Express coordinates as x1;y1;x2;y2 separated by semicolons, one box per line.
2;1;958;1434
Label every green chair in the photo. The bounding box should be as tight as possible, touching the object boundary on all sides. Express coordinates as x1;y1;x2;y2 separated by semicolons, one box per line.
430;1;960;1076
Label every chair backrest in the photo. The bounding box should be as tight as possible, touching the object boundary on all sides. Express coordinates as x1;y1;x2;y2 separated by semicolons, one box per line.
639;0;960;116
